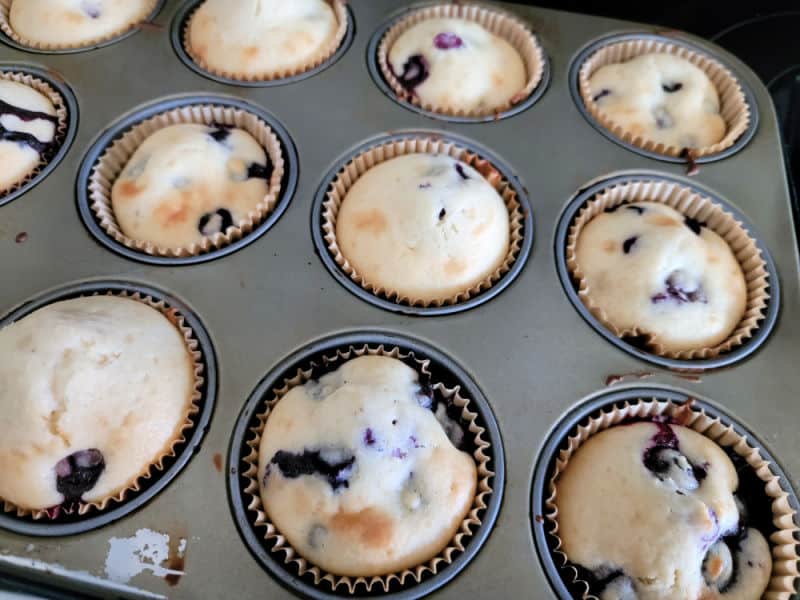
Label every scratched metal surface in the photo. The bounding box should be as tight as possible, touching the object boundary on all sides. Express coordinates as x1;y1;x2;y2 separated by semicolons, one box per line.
0;1;798;598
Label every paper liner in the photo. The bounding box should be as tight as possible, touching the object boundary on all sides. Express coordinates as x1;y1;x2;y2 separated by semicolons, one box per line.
565;179;770;360
543;397;800;600
578;37;751;158
88;104;285;258
1;290;205;520
241;344;494;593
322;137;525;307
0;0;157;51
0;70;69;198
183;0;348;82
377;2;545;118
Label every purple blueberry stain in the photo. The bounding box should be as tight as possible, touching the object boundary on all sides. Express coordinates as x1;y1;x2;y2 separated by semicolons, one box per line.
651;270;707;304
409;435;424;449
622;236;638;254
270;448;356;491
652;106;674;129
55;449;105;501
392;448;408;459
262;463;272;488
80;0;101;19
433;32;464;50
363;428;376;447
198;208;234;236
592;88;612;102
642;424;704;493
455;163;470;181
419;182;432;189
415;382;434;410
396;54;430;91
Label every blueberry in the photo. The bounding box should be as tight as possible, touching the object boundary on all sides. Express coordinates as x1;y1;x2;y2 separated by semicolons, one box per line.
683;215;704;235
622;236;638;254
80;0;101;19
438;208;446;220
662;82;683;93
625;205;645;215
415;381;435;410
644;447;701;491
592;88;612;102
651;270;707;304
270;448;356;491
396;54;430;90
419;182;432;189
247;162;273;181
454;163;470;181
208;126;231;143
198;208;234;236
363;428;376;446
55;449;105;501
433;32;464;50
653;106;673;129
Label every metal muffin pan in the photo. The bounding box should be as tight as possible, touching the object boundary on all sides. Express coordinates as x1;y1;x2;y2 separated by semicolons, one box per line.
0;62;79;208
228;331;504;599
554;170;781;371
0;0;166;55
568;31;761;164
169;0;356;88
75;93;299;266
311;129;534;316
365;1;551;123
530;385;800;599
0;280;217;538
0;1;798;598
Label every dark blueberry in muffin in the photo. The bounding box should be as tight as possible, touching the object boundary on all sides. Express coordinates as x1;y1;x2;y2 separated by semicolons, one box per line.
55;449;105;501
651;270;707;304
247;162;273;181
438;208;447;220
433;32;464;50
396;54;430;91
592;88;612;102
363;428;376;446
683;215;705;235
80;0;102;19
653;106;674;129
622;236;638;254
662;82;683;93
455;163;470;181
415;381;435;410
419;182;432;189
642;424;707;491
625;204;645;215
208;125;231;144
198;208;234;236
270;449;356;491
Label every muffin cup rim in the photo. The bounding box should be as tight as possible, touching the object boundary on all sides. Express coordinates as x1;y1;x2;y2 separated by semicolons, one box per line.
529;385;800;600
554;170;780;370
227;330;505;599
567;30;760;164
0;279;217;537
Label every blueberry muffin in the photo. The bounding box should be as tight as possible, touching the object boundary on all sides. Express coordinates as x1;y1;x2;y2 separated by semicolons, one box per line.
187;0;340;79
555;421;772;599
388;18;527;114
258;355;477;577
0;296;194;512
9;0;155;48
111;123;271;249
588;53;726;149
574;202;746;352
0;79;58;193
335;154;510;303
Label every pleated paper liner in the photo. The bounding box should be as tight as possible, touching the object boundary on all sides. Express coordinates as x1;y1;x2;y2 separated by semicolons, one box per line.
0;289;205;521
88;103;285;258
0;0;158;51
182;0;348;83
565;179;770;360
578;36;750;158
543;397;800;600
377;2;545;118
0;70;69;198
240;344;494;594
322;137;525;308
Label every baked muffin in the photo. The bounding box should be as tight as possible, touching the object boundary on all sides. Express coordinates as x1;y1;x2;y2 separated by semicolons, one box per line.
0;79;58;193
111;123;271;249
554;421;772;599
187;0;340;79
388;17;527;113
9;0;155;48
0;296;194;512
574;202;746;352
258;355;477;577
588;53;726;149
335;153;510;303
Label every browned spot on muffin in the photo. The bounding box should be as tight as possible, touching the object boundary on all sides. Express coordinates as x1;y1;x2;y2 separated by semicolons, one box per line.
491;73;505;87
602;239;617;253
242;45;260;60
65;11;84;24
353;209;388;234
646;214;681;227
706;554;725;579
193;44;208;61
116;180;143;199
330;507;394;548
472;222;489;236
155;196;191;226
444;258;467;275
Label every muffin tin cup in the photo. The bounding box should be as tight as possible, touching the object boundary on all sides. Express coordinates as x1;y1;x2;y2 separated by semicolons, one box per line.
0;280;217;537
173;0;353;87
570;32;759;164
369;1;549;122
313;131;532;315
0;64;77;208
76;94;298;265
530;387;800;600
0;0;163;54
556;171;779;369
228;331;504;598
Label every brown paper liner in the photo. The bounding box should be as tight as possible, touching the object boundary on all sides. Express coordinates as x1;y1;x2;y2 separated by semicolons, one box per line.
578;38;751;158
241;344;494;593
322;137;525;307
543;397;800;600
88;104;285;258
1;290;205;520
565;179;770;360
0;70;69;198
377;3;545;118
183;0;348;82
0;0;158;51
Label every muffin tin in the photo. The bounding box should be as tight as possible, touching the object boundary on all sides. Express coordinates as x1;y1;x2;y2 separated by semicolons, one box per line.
0;1;798;599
